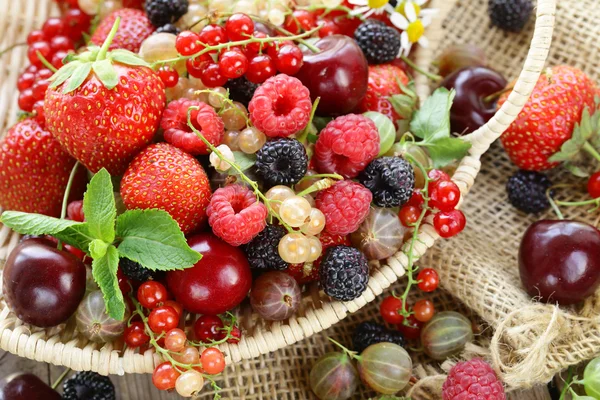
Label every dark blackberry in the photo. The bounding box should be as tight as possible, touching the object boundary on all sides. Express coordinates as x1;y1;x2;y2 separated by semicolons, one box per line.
352;321;406;353
145;0;189;28
255;138;308;187
62;371;115;400
488;0;533;32
155;23;181;35
506;170;552;214
319;246;369;301
120;258;164;282
359;156;415;208
244;225;288;270
224;76;259;106
354;20;401;65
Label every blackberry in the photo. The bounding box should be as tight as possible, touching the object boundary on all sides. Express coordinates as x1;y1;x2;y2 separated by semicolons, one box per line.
506;170;552;214
354;20;401;65
255;138;308;187
155;23;181;35
352;321;406;353
145;0;189;28
244;225;288;270
120;258;164;282
63;371;115;400
488;0;533;32
319;246;369;301
224;76;259;106
359;157;415;208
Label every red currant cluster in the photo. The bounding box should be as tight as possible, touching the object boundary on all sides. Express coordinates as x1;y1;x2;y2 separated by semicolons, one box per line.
174;13;305;88
281;4;363;38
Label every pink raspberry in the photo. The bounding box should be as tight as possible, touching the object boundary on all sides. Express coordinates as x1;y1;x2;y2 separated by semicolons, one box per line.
207;184;268;246
442;358;506;400
161;99;224;155
316;180;372;236
248;74;312;138
314;114;380;178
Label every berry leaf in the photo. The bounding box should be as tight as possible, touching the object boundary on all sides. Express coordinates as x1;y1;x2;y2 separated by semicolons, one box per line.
53;223;96;252
49;61;82;89
425;137;472;169
232;151;256;172
410;87;455;142
548;107;599;163
0;212;81;235
92;59;118;90
92;244;125;320
83;168;116;243
109;49;151;67
63;62;92;94
115;209;201;271
363;111;395;157
89;239;109;259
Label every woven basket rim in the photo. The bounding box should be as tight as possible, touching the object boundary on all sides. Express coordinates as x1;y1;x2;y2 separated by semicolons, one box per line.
0;0;557;376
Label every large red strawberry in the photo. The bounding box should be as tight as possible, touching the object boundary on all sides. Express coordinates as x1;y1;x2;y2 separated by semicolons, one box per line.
90;8;155;53
45;20;166;176
0;119;87;216
120;143;212;235
500;65;598;171
356;64;413;126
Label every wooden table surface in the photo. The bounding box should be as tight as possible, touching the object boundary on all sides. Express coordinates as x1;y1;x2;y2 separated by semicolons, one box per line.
0;351;553;399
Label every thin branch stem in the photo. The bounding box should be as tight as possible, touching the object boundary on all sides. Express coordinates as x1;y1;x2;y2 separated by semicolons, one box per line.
57;162;80;250
0;42;27;57
51;368;71;390
400;55;442;82
36;51;58;73
583;141;600;163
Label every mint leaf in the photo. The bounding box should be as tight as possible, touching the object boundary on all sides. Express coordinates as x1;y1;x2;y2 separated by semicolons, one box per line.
0;212;81;235
116;209;201;271
425;137;472;169
83;168;116;243
92;245;125;320
363;111;395;157
410;87;455;141
232;151;256;172
89;239;109;259
53;223;96;251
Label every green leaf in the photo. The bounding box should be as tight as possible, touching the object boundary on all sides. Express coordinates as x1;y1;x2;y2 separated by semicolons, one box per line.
313;116;332;132
363;111;395;157
410;87;455;141
83;169;116;243
53;223;96;252
425;137;472;168
49;61;82;89
109;49;150;67
89;239;109;259
116;209;202;271
565;163;590;178
92;59;118;89
91;245;125;320
0;212;81;235
548;107;598;163
63;62;92;94
232;151;256;172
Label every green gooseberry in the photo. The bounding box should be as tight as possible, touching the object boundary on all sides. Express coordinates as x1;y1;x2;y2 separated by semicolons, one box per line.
584;357;600;399
420;311;474;361
310;352;359;400
357;342;413;395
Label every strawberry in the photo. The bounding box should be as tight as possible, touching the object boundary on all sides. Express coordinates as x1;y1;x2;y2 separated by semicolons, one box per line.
45;19;166;176
120;143;212;235
500;65;598;171
356;64;414;126
0;119;86;216
90;8;155;53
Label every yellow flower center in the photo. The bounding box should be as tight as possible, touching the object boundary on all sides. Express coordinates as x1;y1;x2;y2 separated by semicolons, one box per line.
407;19;424;43
368;0;389;9
396;1;421;17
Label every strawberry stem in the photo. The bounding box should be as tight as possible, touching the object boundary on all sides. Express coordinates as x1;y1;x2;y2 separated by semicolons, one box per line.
583;141;600;163
97;17;121;61
400;55;442;82
57;161;81;251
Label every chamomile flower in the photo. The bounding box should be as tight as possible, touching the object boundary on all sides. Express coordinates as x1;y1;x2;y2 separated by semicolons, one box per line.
390;0;437;55
348;0;395;18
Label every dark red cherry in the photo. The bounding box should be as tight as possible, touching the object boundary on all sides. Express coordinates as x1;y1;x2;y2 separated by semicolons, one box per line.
519;220;600;305
0;373;61;400
3;238;87;327
440;66;507;135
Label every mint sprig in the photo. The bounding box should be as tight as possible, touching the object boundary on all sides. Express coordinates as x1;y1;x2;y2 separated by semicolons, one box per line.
0;168;201;320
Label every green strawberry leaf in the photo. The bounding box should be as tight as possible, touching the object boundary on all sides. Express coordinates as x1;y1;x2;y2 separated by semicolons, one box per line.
0;212;81;235
116;209;201;271
63;62;92;94
565;163;590;178
49;61;82;89
92;59;118;90
109;49;151;67
424;137;472;169
548;107;598;163
363;111;395;157
92;244;125;320
83;169;116;243
410;87;455;142
232;151;256;172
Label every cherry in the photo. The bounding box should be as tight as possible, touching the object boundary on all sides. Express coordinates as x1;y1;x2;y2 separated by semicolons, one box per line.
588;171;600;198
175;31;202;56
245;54;276;84
27;42;52;67
429;180;461;211
167;233;252;315
519;220;600;305
413;299;435;322
137;281;168;309
27;30;46;45
158;66;179;88
295;35;368;116
63;8;91;41
417;268;439;292
148;305;180;333
152;362;180;391
379;296;404;325
441;66;508;135
3;238;86;327
201;348;226;375
399;205;420;227
397;315;423;340
200;63;228;88
0;373;61;400
124;321;150;348
283;10;317;34
193;315;225;343
433;210;466;238
218;50;248;79
274;44;304;75
225;13;254;41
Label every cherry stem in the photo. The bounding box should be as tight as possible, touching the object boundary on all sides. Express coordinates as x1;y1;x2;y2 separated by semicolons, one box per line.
546;188;565;220
97;17;121;61
400;55;442;82
0;42;26;57
51;368;71;390
548;183;600;215
558;367;573;400
483;85;514;104
583;141;600;163
328;338;360;360
57;162;80;250
36;51;58;73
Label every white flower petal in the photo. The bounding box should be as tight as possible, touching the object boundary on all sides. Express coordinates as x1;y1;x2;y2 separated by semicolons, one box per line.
348;0;367;5
401;31;410;51
364;8;376;17
383;3;395;12
421;15;433;27
418;35;429;48
390;12;410;29
406;2;417;22
349;5;370;15
415;0;427;5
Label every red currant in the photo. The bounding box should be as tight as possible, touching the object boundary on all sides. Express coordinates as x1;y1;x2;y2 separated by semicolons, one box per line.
36;69;54;80
274;44;303;75
175;31;202;56
51;50;69;69
194;315;225;343
137;281;168;309
49;35;74;52
42;17;68;38
65;0;80;8
283;10;316;34
64;9;91;40
588;171;600;198
199;24;227;48
218;50;248;79
417;268;439;292
397;315;423;340
406;189;425;209
32;80;50;101
427;169;450;188
18;89;35;112
27;42;52;67
17;72;36;91
116;268;131;294
429;180;460;211
27;30;46;45
413;299;435;323
433;209;466;238
163;300;183;317
379;295;404;325
33;101;46;127
227;325;242;344
266;40;292;60
26;64;39;74
225;13;254;41
164;328;187;352
158;66;179;88
67;200;84;222
124;321;150;348
244;32;267;57
201;347;226;375
152;362;180;391
399;205;420;227
186;56;211;79
246;55;276;84
200;63;228;88
148;306;180;334
318;19;341;37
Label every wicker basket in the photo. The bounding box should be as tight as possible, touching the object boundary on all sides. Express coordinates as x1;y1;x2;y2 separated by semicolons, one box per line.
0;0;556;376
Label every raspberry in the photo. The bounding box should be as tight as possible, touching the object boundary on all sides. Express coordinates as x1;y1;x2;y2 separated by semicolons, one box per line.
316;180;372;235
352;321;406;353
319;245;369;301
442;358;506;400
160;99;224;155
314;114;380;178
506;170;552;214
359;156;415;208
354;20;401;65
207;184;268;246
248;74;312;138
244;224;288;270
255;138;308;187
